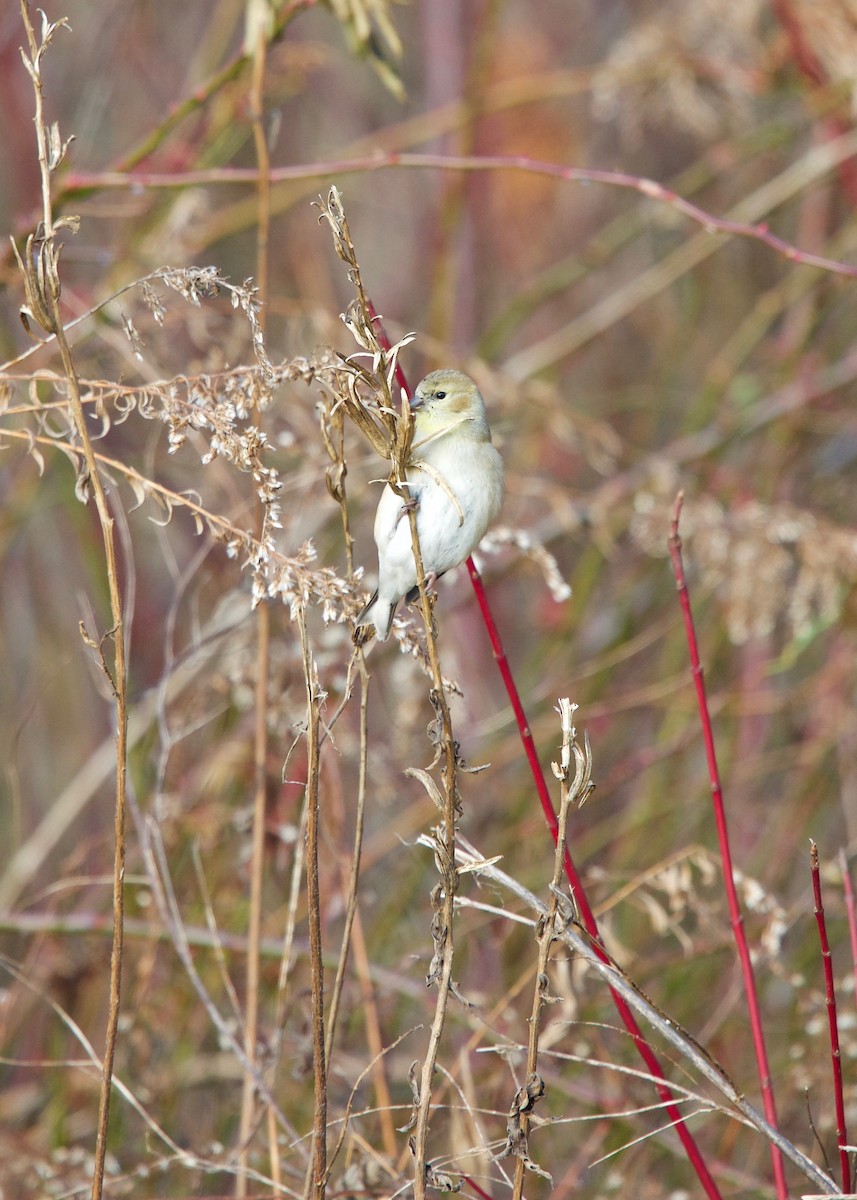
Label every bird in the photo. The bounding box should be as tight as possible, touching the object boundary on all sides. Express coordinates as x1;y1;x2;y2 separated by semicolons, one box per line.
356;368;504;642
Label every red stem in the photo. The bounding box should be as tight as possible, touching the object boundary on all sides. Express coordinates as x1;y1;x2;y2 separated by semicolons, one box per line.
668;493;787;1199
61;149;857;280
370;313;723;1196
811;841;852;1193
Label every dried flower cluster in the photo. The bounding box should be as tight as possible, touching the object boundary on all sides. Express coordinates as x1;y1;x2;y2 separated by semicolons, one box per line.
2;254;389;632
592;0;763;142
632;470;857;643
482;525;572;603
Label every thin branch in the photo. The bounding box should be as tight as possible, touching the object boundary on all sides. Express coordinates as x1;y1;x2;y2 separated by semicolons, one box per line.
810;841;851;1193
667;492;787;1199
298;609;327;1200
371;313;462;1200
16;8;130;1198
61;139;857;282
509;701;593;1197
404;498;463;1200
237;9;275;1193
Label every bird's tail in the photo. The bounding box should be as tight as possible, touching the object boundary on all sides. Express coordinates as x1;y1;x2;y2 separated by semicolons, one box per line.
354;590;396;643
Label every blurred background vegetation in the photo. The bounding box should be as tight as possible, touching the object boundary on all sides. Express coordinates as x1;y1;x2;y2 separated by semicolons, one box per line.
3;0;857;1196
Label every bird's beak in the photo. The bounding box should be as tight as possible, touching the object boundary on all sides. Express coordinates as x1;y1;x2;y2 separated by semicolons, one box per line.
409;393;424;411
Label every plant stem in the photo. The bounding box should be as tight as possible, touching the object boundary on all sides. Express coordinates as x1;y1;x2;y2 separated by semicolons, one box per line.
236;10;273;1192
299;611;327;1200
17;8;130;1198
810;841;851;1193
668;492;787;1199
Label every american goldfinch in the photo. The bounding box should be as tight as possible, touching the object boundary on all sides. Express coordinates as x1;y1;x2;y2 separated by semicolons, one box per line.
357;369;504;641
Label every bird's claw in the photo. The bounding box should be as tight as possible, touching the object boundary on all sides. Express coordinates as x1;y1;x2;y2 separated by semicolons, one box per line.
394;495;420;528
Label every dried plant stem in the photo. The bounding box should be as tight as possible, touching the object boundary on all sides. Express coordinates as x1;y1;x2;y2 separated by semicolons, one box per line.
318;368;379;1105
373;370;458;1197
511;702;586;1198
325;658;368;1055
810;841;851;1193
237;12;274;1193
344;904;399;1162
364;323;460;1193
314;193;460;1194
235;598;270;1194
0;429;262;549
405;501;462;1200
62;298;127;1200
299;610;327;1200
668;492;787;1199
16;8;129;1199
249;9;271;315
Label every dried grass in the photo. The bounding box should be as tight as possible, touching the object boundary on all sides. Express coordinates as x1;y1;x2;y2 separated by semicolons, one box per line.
3;3;857;1198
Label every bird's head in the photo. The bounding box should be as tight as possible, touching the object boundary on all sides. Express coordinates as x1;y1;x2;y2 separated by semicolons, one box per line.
410;369;491;447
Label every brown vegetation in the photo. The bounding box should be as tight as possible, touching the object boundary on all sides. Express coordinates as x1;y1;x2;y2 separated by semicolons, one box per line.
3;2;857;1197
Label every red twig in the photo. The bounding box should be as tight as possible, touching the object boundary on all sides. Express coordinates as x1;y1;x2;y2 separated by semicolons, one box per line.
368;300;409;398
61;146;857;280
461;1175;493;1200
668;493;787;1199
811;841;852;1193
839;850;857;1012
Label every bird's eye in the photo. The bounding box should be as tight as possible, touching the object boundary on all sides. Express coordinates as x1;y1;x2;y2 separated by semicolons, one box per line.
435;390;446;399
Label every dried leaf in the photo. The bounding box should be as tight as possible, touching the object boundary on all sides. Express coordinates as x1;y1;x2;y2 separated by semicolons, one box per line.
403;766;445;811
396;1060;421;1133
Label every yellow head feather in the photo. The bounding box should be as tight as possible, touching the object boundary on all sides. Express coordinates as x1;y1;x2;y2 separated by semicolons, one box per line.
410;369;491;449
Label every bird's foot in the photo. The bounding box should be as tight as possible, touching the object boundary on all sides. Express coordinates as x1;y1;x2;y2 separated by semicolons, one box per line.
405;572;439;608
394;496;420;528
